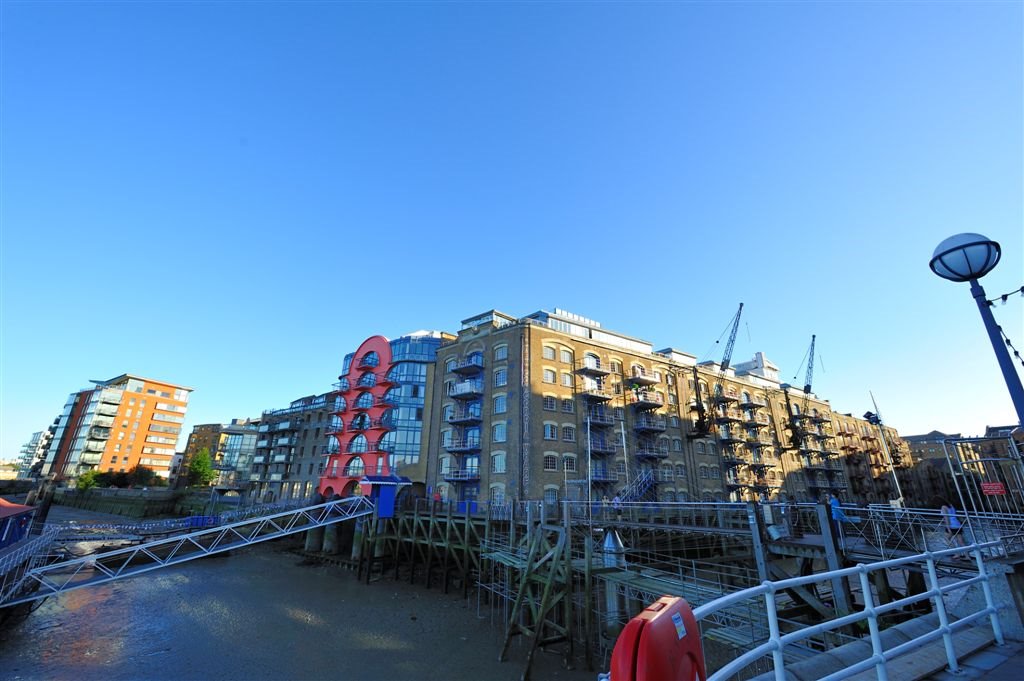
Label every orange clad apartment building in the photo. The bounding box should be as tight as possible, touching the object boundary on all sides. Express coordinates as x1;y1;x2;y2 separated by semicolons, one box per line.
42;374;192;482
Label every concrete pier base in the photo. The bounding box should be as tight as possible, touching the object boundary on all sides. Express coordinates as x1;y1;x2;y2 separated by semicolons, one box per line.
304;526;324;552
323;524;340;555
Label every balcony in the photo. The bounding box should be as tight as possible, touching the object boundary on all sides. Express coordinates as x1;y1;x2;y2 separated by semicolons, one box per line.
359;354;380;369
634;443;669;460
258;424;271;433
718;430;743;444
591;468;618;483
812;414;830;424
98;388;122;405
449;380;484;400
721;452;747;467
725;476;747;489
634;415;667;432
629;391;663;409
739;395;767;409
747;458;776;470
269;472;289;482
272;454;290;463
452;356;484;375
275;436;295;446
580;385;614;401
587;410;615;426
627;369;658;387
448;408;482;425
576;359;611;376
326;419;344;434
88;426;111;440
84;440;106;453
442;468;480;482
588;439;617;455
356;374;378;389
743;414;771;427
252;455;266;464
745;435;772;448
444;437;482;453
92;416;115;428
713;390;739;404
257;439;270;448
96;404;119;417
715;409;743;424
249;473;261;482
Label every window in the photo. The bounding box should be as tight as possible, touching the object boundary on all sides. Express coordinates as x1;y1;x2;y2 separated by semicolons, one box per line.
561;398;574;413
445;358;457;373
669;416;679;427
492;423;507;443
491;452;507;474
672;438;683;451
561;372;573;387
494;369;507;387
542;396;557;411
563;455;576;472
610;360;622;373
616;460;626;475
560;349;573;364
562;426;575;442
355;392;373;409
442;405;453;422
543;346;556;360
668;393;677;405
614;407;624;421
675;464;687;478
493;395;507;414
494;345;508;361
543;455;558;471
543;369;556;383
700;467;709;479
489;485;506;504
711;467;721;479
543;488;559;503
544;424;558;440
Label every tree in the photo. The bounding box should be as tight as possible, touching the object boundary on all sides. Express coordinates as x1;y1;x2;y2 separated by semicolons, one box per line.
76;469;99;491
188;448;216;487
128;465;157;488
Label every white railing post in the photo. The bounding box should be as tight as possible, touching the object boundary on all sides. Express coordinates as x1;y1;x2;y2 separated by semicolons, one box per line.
924;553;959;673
858;566;889;681
763;584;786;681
973;546;1006;645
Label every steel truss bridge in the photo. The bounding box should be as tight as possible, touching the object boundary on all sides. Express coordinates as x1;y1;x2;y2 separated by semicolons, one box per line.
0;497;374;608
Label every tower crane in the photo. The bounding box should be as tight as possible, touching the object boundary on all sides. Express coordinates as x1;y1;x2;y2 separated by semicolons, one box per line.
691;303;743;437
782;334;816;450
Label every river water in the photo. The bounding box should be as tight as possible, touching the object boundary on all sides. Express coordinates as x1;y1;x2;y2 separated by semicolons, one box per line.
0;545;595;681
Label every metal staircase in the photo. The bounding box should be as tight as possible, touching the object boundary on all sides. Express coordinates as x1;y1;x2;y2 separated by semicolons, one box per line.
0;496;374;608
619;470;655;502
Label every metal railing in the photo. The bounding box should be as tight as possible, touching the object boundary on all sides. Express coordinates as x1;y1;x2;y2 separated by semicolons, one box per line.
693;541;1006;681
0;497;375;608
0;527;60;605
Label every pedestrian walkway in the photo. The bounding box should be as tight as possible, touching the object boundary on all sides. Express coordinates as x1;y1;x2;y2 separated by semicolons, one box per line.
927;640;1024;680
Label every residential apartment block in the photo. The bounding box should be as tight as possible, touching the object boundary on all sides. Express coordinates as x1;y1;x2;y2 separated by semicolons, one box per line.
42;374;191;481
319;331;451;499
17;429;53;479
182;418;259;487
420;308;910;506
250;394;333;503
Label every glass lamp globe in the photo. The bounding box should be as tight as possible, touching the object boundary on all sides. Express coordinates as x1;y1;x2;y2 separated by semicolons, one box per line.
929;233;1001;283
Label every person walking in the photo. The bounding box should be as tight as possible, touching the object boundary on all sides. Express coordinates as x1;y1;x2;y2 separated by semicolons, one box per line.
828;492;850;547
939;498;967;550
612;493;623;520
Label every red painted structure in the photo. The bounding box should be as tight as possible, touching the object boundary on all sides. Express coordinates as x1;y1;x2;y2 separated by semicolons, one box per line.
608;595;706;681
318;336;397;498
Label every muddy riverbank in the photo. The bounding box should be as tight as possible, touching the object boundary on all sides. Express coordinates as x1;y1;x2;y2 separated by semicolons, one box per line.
0;542;595;681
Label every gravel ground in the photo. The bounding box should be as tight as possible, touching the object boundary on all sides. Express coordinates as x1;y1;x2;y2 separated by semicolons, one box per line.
0;542;598;681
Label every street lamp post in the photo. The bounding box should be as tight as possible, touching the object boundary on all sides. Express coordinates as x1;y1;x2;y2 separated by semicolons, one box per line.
930;233;1024;426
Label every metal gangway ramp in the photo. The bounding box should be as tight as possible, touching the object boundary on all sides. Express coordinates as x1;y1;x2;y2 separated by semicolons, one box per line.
0;496;375;608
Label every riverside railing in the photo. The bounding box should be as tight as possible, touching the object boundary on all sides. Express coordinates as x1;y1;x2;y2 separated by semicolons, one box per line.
0;526;60;604
692;541;1006;681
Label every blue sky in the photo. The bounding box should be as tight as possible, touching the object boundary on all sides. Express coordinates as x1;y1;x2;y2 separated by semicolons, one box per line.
1;1;1021;461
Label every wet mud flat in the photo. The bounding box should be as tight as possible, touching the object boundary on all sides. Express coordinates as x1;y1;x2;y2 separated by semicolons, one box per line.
0;544;595;681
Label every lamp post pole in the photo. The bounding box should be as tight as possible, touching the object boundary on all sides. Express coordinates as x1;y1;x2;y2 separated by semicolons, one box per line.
968;278;1024;426
931;233;1024;428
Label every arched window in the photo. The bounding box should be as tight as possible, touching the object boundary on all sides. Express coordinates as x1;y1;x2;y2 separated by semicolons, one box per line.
491;451;507;474
337;377;350;392
631;364;646;378
445;358;457;373
382;388;399;405
343;457;365;477
333;396;347;412
543;454;558;471
354;392;373;409
662;491;676;502
675;464;687;478
672;438;683;452
584;353;601;370
358;371;377;388
360;351;379;368
378;432;395;452
562;455;577;472
742;391;751;404
347;434;368;453
442;404;453;422
696;442;706;454
350;413;370;430
489;484;506;504
709;443;718;456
